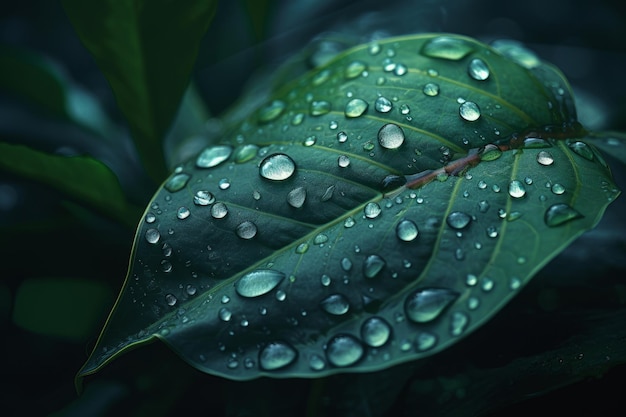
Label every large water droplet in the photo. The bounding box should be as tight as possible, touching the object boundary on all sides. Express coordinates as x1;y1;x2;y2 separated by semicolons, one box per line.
177;206;191;219
344;98;368;118
364;202;382;219
287;186;306;208
196;145;233;168
310;100;331;116
421;36;474;60
468;58;490;80
405;288;458;323
164;173;190;192
544;203;583;227
551;183;566;195
259;153;296;181
361;317;391;347
194;190;215;206
165;293;177;306
236;220;257;239
537;150;555;166
423;82;440;96
234;144;259;163
235;270;285;298
508;180;526;198
459;101;481;121
218;307;232;322
258;100;286;123
325;334;364;367
446;211;472;229
259;342;297;370
363;254;386;278
211;202;228;219
568;141;594;160
145;228;160;244
375;96;392;113
320;294;350;315
396;219;419;241
378;123;405;149
345;61;367;79
338;155;351;168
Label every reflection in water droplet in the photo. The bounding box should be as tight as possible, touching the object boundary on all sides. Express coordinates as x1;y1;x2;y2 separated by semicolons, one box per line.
310;100;331;116
218;307;232;321
375;96;392;113
287;187;306;208
211;202;228;219
320;294;350;315
468;58;490;80
363;255;385;278
450;311;469;336
259;153;296;181
396;219;419;241
545;203;583;227
423;82;440;96
537;150;555;166
165;293;177;306
196;145;233;168
258;100;286;123
145;228;160;244
459;101;481;121
364;202;382;219
508;180;526;198
236;221;258;240
326;334;364;367
194;190;215;206
235;270;284;298
361;317;391;347
446;211;472;229
165;173;190;192
405;288;458;323
378;123;405;149
259;342;297;370
345;61;367;79
338;155;351;168
421;36;474;60
344;98;368;118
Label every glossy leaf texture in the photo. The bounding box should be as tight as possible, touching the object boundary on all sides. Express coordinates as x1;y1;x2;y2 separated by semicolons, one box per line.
62;0;218;182
78;34;620;382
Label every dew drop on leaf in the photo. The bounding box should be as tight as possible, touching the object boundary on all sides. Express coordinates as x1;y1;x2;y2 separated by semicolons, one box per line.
235;220;258;240
259;342;297;370
568;141;594;160
446;211;472;229
145;212;156;223
235;270;285;298
405;288;458;323
145;228;160;244
421;36;474;60
303;136;317;147
196;145;233;168
422;82;440;96
233;144;259;163
337;131;348;143
544;203;583;227
320;294;351;315
378;123;405;149
364;202;382;219
259;153;296;181
257;100;286;123
459;101;481;121
416;332;437;351
363;254;386;278
165;293;177;306
164;173;190;192
193;190;215;206
467;58;490;80
325;334;364;367
338;155;351;168
374;96;393;113
218;307;232;322
344;98;368;118
287;186;306;208
345;61;367;79
537;150;555;166
508;180;526;198
310;100;331;116
551;183;566;195
361;317;391;347
450;312;469;336
210;202;228;219
396;219;419;241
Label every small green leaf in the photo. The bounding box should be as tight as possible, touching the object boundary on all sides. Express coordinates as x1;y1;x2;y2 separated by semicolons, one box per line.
79;34;620;381
0;142;139;227
61;0;218;182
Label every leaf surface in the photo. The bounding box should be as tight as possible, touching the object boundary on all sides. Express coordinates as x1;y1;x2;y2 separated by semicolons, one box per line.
78;34;620;381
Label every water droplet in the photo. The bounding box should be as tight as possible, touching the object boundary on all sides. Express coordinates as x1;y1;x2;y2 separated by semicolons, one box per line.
186;284;197;296
164;173;190;192
258;100;286;123
291;113;305;126
537;150;555;166
145;228;160;244
450;312;469;336
160;259;172;272
344;98;368;118
478;180;487;189
193;190;215;206
259;342;297;370
325;334;364;367
481;277;494;292
341;257;353;272
492;184;501;193
287;187;306;208
165;293;177;306
568;141;594;160
468;58;490;80
551;183;565;195
345;61;367;79
218;178;230;190
196;145;233;168
361;317;391;347
467;297;480;310
416;332;437;351
313;234;328;245
400;104;411;115
321;274;331;286
145;212;156;224
337;131;348;143
492;39;540;69
344;217;355;228
368;42;381;55
508;180;526;198
378;123;405;149
176;206;190;220
421;36;474;60
363;254;386;278
486;226;498;238
394;63;408;76
321;185;335;201
211;202;228;219
320;294;350;315
259;153;296;181
218;307;232;321
296;243;309;254
364;202;382;219
329;120;338;130
236;221;257;239
303;135;317;146
545;203;583;227
422;82;440;96
478;200;490;213
396;219;419;242
363;141;375;151
382;58;396;72
234;144;259;163
310;100;331;116
309;354;326;371
446;211;472;229
275;290;286;301
338;155;351;168
312;69;331;86
162;243;172;257
466;274;478;286
405;288;458;323
235;270;284;298
375;96;392;113
459;101;481;121
480;144;502;161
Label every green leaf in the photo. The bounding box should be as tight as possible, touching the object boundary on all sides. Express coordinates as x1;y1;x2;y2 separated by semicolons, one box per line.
61;0;218;183
0;142;140;228
78;34;620;382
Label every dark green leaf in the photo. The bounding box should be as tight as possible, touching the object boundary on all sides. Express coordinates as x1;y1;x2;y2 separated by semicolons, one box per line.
78;34;620;381
585;131;626;166
61;0;218;182
0;142;140;227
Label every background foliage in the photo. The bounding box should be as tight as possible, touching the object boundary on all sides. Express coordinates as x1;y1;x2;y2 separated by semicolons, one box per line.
1;0;625;416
